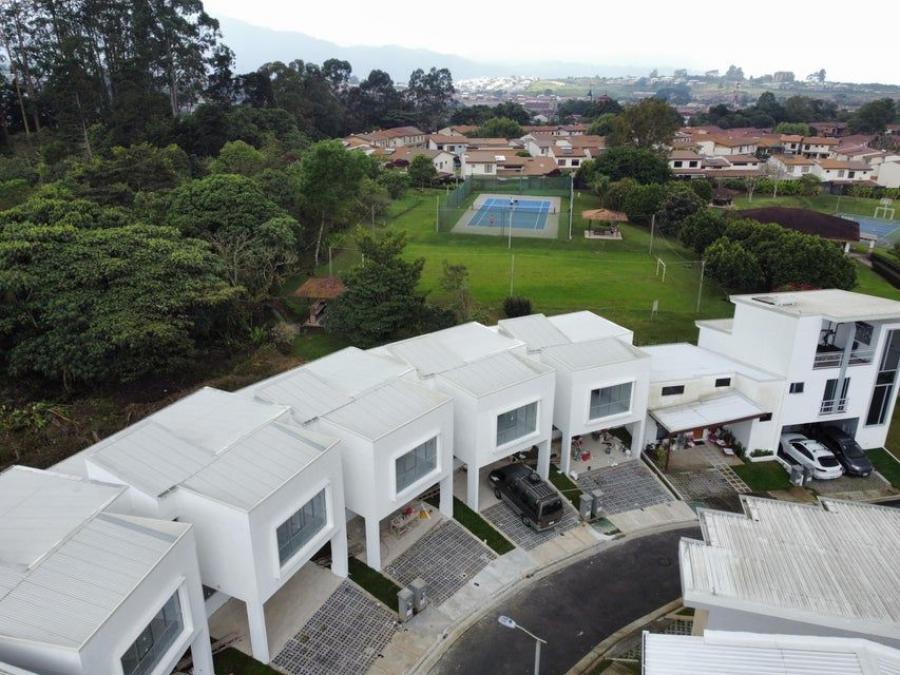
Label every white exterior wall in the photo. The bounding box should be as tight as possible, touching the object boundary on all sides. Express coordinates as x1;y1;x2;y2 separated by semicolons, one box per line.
431;151;455;173
876;162;900;188
461;160;496;176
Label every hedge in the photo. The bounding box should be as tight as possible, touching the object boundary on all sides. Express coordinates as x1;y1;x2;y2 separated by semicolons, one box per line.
871;249;900;288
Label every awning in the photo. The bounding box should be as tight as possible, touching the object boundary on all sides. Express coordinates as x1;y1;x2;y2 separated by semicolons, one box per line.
650;392;767;435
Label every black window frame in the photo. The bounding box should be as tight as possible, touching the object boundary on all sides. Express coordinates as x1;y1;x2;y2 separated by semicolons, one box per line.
789;382;804;394
714;377;731;387
661;385;685;396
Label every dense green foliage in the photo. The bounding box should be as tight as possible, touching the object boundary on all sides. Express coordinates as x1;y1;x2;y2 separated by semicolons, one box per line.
408;154;438;188
475;116;523;139
589;147;672;185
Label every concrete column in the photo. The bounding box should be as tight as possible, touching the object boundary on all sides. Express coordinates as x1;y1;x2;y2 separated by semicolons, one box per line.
189;623;216;675
364;515;382;570
439;474;453;517
536;439;550;480
629;420;646;455
246;600;270;664
466;464;480;512
330;526;349;578
560;429;573;476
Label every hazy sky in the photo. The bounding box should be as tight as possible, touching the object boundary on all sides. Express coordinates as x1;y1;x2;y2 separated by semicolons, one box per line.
203;0;900;84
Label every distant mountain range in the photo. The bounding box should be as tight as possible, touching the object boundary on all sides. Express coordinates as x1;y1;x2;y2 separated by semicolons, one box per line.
218;17;653;82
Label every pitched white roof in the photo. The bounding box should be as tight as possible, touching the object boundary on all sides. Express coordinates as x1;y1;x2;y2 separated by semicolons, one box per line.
322;379;450;440
0;663;38;675
681;497;900;640
249;367;352;424
386;322;522;376
651;391;766;434
438;351;552;398
547;311;633;343
541;337;647;371
733;289;900;322
642;343;780;382
497;314;571;351
304;347;412;396
644;631;900;675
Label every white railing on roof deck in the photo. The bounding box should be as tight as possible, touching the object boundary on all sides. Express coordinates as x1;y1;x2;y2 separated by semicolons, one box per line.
813;348;875;369
819;398;848;416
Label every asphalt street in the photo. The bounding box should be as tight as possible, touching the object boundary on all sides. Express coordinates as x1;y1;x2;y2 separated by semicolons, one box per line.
431;525;701;675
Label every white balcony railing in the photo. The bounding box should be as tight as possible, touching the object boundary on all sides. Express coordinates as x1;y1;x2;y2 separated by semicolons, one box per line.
813;348;875;369
819;398;848;415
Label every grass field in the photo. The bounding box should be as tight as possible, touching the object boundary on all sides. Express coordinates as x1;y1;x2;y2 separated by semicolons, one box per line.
733;460;793;492
732;193;894;220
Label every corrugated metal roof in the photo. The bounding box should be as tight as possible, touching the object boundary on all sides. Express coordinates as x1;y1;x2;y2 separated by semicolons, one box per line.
547;311;632;343
682;497;900;638
644;631;900;675
497;314;571;351
0;661;39;674
252;368;353;423
642;343;781;382
0;467;124;569
438;351;552;398
323;379;450;440
386;322;522;376
0;499;186;649
541;337;646;371
304;347;412;396
651;391;765;434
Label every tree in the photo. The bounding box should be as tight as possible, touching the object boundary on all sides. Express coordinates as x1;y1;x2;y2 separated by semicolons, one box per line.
655;84;691;105
774;122;811;136
378;170;410;199
689;179;713;203
476;117;523;139
849;98;897;133
503;297;532;318
678;209;726;254
724;65;745;81
705;238;764;293
658;184;705;236
588;113;617;137
407;67;455;130
439;261;473;321
594;147;671;184
622;183;666;225
608;98;680;150
209;140;266;176
408;154;437;188
0;222;244;389
325;230;431;345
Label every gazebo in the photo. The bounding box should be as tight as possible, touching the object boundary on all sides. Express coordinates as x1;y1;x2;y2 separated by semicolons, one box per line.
581;208;627;240
293;276;346;327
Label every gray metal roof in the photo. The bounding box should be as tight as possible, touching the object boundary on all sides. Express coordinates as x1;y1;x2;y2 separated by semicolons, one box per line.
496;314;571;351
547;310;632;342
438;351;552;398
644;631;900;675
0;467;124;570
304;347;412;396
322;379;451;440
0;663;38;675
541;337;647;371
0;481;188;650
385;322;522;376
681;497;900;639
732;289;900;322
252;368;353;423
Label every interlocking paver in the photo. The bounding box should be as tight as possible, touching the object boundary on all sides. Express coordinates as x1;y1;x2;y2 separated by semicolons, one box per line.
668;467;736;500
272;580;399;675
481;501;579;550
575;461;675;515
384;520;496;606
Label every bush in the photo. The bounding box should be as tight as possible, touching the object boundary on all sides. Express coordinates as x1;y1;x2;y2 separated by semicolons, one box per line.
871;249;900;288
750;448;774;458
622;183;666;225
689;179;713;202
503;296;532;317
658;183;705;236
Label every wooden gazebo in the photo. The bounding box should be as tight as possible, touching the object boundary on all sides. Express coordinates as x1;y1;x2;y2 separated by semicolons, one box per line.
293;276;346;327
581;208;627;240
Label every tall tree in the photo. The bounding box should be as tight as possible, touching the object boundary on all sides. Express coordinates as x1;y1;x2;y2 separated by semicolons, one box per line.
407;66;454;131
608;98;680;150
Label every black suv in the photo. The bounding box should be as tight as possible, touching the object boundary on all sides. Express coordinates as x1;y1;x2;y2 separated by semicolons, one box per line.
488;463;564;531
813;426;873;477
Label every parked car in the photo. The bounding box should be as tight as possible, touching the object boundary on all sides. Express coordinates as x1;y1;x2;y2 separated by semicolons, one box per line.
488;463;564;531
779;432;844;480
811;426;873;477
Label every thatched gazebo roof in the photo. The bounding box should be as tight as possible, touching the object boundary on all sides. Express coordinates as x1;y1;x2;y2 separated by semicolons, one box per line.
581;208;628;222
293;276;346;300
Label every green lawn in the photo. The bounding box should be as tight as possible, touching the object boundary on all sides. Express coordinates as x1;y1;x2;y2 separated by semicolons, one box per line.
347;557;401;612
549;464;583;507
732;193;889;219
869;448;900;489
733;460;792;492
853;260;900;300
291;330;350;362
428;495;515;554
213;647;281;675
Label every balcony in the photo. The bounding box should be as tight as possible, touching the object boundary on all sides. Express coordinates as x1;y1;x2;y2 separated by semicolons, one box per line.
813;347;874;369
819;398;848;416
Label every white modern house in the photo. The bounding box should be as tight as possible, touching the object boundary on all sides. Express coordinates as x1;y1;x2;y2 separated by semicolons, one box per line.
681;496;900;649
643;631;900;675
79;387;348;664
0;467;215;675
379;322;556;511
697;290;900;451
247;346;455;571
498;312;650;473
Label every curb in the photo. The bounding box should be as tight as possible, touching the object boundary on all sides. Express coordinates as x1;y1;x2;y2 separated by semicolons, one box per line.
566;599;682;675
407;519;699;675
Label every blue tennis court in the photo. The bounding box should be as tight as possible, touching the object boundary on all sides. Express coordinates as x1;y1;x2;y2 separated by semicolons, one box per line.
470;197;552;230
842;213;900;241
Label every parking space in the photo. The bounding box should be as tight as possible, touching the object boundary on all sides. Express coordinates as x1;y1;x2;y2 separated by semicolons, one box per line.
481;501;580;550
575;461;676;515
272;580;399;675
383;520;496;606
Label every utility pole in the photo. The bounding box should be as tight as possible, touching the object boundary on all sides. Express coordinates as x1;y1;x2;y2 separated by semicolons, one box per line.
508;204;514;249
649;213;656;256
696;259;706;313
510;254;515;295
435;196;440;233
569;174;575;240
328;246;333;277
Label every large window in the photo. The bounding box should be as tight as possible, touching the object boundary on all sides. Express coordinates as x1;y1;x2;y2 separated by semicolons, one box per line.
395;437;438;493
497;402;538;446
121;591;183;675
589;382;632;420
867;330;900;426
277;489;327;566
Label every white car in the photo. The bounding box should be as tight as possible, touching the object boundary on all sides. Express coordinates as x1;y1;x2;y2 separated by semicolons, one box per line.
779;432;844;480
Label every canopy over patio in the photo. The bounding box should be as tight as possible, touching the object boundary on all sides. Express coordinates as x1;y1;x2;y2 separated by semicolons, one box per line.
650;391;767;435
581;208;628;222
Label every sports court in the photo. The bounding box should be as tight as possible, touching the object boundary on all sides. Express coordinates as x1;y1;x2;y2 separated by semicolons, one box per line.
451;193;561;239
844;213;900;244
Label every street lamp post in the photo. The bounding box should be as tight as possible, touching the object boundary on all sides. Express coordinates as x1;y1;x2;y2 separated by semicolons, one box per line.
498;615;547;675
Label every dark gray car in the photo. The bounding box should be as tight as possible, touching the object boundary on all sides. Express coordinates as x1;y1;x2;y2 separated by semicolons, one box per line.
814;426;873;477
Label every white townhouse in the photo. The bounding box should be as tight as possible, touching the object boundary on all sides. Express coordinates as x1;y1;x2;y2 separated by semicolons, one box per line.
0;467;215;675
695;135;758;157
352;126;426;149
696;290;900;451
812;159;876;183
877;160;900;188
668;149;704;176
497;312;650;474
378;322;556;511
799;135;839;159
460;149;502;176
643;631;900;675
767;154;815;178
390;146;456;175
247;347;455;571
681;496;900;650
426;134;470;154
79;387;348;664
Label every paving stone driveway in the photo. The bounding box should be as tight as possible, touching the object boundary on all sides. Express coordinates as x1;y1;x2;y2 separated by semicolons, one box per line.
384;520;496;606
575;461;675;515
272;580;398;675
482;501;579;550
667;467;736;501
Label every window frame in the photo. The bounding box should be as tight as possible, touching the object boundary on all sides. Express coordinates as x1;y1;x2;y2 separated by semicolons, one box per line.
495;399;540;450
714;377;731;388
789;382;805;394
270;480;333;576
661;385;685;396
275;487;330;570
393;435;440;498
119;585;189;675
587;379;634;423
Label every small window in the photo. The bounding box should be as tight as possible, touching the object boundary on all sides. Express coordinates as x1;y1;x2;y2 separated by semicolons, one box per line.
758;412;772;422
673;160;683;167
661;385;684;396
789;382;804;394
714;377;731;387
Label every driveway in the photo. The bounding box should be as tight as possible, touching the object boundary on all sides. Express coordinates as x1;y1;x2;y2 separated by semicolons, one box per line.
430;525;700;675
